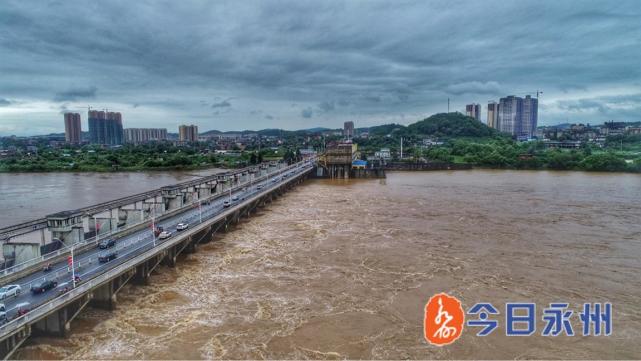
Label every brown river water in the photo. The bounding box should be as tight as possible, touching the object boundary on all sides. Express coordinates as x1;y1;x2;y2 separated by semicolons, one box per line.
9;170;641;359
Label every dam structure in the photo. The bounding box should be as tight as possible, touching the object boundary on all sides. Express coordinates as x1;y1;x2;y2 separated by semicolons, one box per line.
0;158;315;359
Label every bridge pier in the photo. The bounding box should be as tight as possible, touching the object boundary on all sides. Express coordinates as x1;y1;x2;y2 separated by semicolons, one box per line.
32;294;91;338
133;254;164;285
0;327;31;360
91;282;117;310
90;271;133;311
163;247;178;267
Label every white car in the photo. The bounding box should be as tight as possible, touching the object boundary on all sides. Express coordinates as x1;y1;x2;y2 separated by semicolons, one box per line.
257;185;263;190
176;223;189;231
158;231;172;239
223;200;231;208
0;285;21;299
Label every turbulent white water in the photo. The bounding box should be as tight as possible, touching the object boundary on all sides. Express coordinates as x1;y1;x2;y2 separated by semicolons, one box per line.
16;170;641;359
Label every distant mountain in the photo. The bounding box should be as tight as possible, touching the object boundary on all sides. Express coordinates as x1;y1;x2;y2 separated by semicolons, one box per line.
299;127;333;133
200;129;223;136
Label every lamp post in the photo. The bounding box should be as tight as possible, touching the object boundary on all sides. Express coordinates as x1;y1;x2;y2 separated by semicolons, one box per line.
151;207;156;247
70;243;76;288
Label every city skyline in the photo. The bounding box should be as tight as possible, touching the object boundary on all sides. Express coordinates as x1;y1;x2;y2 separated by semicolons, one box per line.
1;1;640;136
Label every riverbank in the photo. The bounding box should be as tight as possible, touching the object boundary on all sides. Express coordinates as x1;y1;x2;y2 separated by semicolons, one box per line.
387;159;641;173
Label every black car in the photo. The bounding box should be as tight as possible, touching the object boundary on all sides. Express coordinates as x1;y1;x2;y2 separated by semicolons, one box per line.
99;252;117;263
30;280;58;294
98;238;116;249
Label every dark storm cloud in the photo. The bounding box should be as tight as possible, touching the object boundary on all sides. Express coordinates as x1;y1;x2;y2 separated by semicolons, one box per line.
0;98;12;107
1;0;640;134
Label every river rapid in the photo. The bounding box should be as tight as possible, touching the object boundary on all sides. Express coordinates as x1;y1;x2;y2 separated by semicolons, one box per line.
11;170;641;359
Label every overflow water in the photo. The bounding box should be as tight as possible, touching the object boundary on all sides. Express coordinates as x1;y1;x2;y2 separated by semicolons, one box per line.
14;170;641;359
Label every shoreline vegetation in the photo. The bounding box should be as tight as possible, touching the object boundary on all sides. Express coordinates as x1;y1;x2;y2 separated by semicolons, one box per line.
1;113;640;174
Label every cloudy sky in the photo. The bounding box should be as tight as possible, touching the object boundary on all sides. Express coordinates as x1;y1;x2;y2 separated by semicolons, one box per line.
0;0;640;135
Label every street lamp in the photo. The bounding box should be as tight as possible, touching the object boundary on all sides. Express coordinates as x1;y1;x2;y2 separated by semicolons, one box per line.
151;207;157;247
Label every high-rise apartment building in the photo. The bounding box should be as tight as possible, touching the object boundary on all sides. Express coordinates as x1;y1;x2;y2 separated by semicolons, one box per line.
88;110;124;145
343;121;354;139
521;95;538;138
498;96;522;136
465;104;481;121
487;102;499;129
497;95;538;138
63;113;82;144
179;124;199;142
124;128;168;144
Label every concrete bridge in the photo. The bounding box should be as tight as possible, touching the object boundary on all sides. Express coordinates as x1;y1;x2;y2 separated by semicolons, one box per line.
0;158;315;359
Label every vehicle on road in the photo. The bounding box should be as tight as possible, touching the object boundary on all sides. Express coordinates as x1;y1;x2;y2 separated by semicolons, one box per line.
16;302;30;316
257;184;263;190
0;303;7;323
272;178;278;182
231;195;239;202
57;282;71;295
98;238;116;249
176;222;189;231
223;200;231;207
43;263;53;273
30;280;58;294
0;285;21;299
153;226;164;237
158;231;172;239
98;251;118;263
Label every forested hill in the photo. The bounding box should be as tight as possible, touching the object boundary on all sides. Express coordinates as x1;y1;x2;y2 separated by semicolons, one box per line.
365;112;499;138
407;113;498;137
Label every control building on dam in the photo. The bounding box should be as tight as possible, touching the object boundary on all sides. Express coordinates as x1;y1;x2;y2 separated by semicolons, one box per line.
0;158;315;360
315;142;385;179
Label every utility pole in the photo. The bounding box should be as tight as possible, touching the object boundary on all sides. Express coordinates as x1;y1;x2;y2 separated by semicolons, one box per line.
400;137;403;159
447;98;450;113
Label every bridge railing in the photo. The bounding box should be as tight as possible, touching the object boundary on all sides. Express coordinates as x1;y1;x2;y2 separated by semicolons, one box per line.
0;159;314;339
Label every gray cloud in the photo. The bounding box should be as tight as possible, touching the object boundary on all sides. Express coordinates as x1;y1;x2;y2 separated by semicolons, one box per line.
445;81;502;96
318;101;335;112
53;86;97;102
301;107;313;118
0;98;12;106
554;94;641;120
0;0;640;135
211;99;232;108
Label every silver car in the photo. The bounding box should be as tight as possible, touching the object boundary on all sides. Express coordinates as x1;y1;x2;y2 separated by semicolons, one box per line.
0;285;21;300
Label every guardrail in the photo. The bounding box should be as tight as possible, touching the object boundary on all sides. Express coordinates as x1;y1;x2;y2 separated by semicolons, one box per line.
0;159;314;339
0;160;306;280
